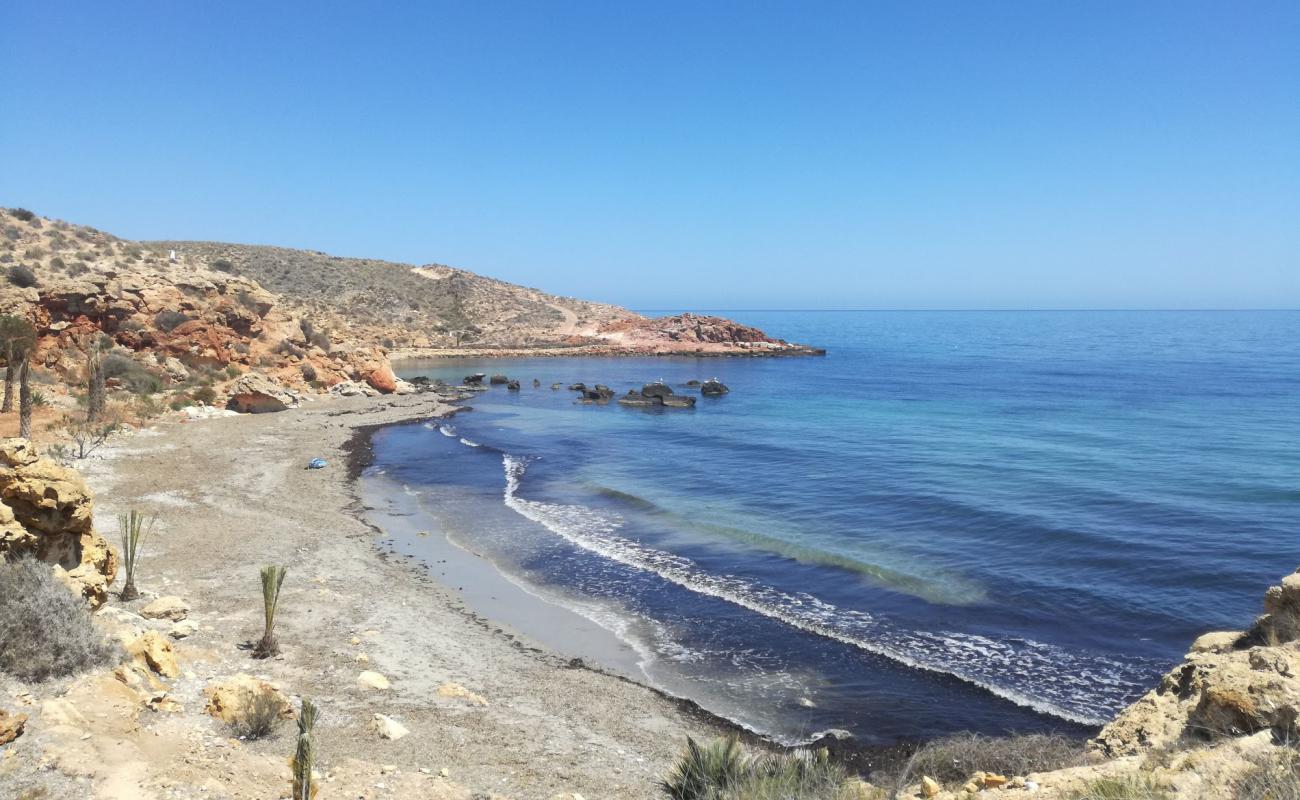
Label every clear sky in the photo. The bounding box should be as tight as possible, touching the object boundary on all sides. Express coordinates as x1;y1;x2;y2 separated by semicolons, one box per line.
2;2;1297;310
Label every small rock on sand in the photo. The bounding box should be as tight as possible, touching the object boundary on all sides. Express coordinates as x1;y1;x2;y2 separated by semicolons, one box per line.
372;713;409;740
169;619;199;639
357;670;391;690
436;681;488;706
140;596;190;621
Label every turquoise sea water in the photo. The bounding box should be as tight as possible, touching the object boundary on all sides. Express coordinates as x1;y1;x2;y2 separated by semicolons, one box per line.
376;310;1300;744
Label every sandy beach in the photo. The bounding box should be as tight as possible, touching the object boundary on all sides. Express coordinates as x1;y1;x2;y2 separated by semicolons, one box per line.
5;392;728;799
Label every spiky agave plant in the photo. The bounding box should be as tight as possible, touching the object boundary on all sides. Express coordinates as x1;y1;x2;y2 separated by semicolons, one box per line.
661;736;748;800
290;698;319;800
254;564;287;658
117;509;156;601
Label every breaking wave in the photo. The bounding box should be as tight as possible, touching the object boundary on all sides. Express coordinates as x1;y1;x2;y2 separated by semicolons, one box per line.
502;453;1157;725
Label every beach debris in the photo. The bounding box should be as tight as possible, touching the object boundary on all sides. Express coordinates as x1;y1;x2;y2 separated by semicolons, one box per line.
140;595;190;621
357;670;391;691
372;713;409;740
306;457;328;470
701;378;730;396
920;775;941;797
435;681;488;706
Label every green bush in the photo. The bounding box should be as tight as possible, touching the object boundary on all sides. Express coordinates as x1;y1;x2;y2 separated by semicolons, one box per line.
101;353;164;395
210;258;234;272
7;264;37;288
0;557;120;681
9;208;35;222
154;311;192;332
663;737;849;800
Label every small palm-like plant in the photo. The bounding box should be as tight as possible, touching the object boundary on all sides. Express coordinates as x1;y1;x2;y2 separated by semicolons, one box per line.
117;510;156;601
254;565;287;658
290;698;319;800
662;736;748;800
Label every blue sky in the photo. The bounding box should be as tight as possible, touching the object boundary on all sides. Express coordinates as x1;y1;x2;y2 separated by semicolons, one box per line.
2;2;1297;309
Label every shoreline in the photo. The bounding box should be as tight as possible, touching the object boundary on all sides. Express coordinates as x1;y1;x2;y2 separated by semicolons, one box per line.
13;392;742;798
343;408;948;776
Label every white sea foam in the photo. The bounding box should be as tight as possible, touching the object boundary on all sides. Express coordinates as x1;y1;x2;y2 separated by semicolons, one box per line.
439;425;458;437
460;438;481;448
501;454;1155;725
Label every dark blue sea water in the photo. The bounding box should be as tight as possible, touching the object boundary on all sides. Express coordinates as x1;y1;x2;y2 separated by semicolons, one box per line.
376;310;1300;744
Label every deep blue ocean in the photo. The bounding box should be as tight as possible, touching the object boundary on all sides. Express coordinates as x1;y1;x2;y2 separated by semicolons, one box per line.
376;310;1300;744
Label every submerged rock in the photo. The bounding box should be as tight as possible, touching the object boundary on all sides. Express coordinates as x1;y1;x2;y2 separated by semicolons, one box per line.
464;373;486;385
640;381;673;399
488;374;509;385
507;379;521;391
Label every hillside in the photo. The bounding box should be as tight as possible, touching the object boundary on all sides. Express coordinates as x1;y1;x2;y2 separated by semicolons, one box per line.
146;240;638;351
0;207;818;424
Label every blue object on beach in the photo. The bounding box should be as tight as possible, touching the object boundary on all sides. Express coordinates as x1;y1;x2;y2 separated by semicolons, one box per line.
306;458;327;470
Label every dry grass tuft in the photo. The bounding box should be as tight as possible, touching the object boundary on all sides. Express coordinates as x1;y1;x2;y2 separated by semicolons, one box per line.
0;557;120;681
1066;774;1170;800
229;689;286;740
873;732;1086;788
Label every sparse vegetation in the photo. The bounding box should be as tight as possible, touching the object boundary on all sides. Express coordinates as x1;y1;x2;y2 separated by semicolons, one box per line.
874;732;1086;789
291;698;319;800
1237;747;1300;800
58;415;121;459
210;258;234;272
191;385;218;405
0;557;120;681
101;353;164;395
1065;774;1170;800
0;315;36;414
230;690;286;740
153;310;192;332
254;565;287;658
300;364;317;382
662;737;850;800
9;208;36;222
118;510;156;601
7;264;37;288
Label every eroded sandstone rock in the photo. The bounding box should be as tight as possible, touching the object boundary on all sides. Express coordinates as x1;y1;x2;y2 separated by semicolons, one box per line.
225;373;301;413
204;674;294;724
0;438;117;607
1091;568;1300;757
